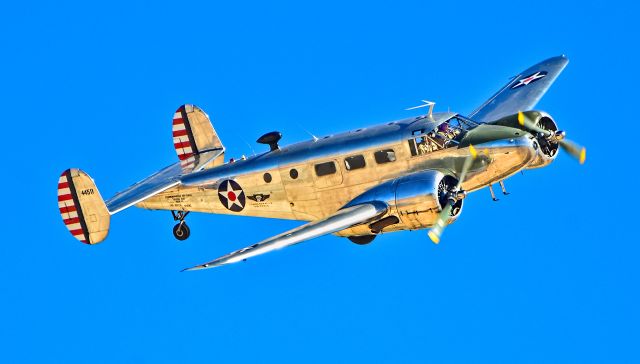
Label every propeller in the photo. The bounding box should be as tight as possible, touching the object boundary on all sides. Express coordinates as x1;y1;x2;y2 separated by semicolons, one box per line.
517;112;586;164
428;145;478;244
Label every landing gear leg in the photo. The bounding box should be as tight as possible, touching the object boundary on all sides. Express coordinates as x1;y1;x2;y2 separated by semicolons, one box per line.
489;184;499;201
171;211;191;241
499;180;510;195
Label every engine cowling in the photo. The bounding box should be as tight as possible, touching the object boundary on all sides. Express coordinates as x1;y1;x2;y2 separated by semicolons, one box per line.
490;110;560;169
526;111;560;169
341;170;462;236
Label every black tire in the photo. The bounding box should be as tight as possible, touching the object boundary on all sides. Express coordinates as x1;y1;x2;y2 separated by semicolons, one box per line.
348;235;376;245
173;223;191;241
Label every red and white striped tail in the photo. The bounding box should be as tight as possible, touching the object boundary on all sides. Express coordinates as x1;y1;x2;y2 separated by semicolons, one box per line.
58;169;110;245
172;105;195;160
58;172;87;243
172;104;225;165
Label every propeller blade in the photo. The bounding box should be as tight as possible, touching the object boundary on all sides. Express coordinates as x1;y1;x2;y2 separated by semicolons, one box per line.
518;111;549;136
428;145;478;244
428;203;452;244
456;144;477;189
559;139;587;164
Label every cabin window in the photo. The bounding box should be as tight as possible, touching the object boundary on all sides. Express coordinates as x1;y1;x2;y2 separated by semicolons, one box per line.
409;122;465;157
374;149;396;164
289;169;299;179
409;133;442;157
344;155;366;171
407;118;478;157
315;161;337;176
263;173;272;183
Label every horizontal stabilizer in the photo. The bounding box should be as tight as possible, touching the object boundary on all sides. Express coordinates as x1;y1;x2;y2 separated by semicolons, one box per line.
58;169;110;244
106;149;224;214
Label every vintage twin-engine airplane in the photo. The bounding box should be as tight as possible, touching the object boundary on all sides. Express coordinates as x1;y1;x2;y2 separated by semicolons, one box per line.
57;55;585;271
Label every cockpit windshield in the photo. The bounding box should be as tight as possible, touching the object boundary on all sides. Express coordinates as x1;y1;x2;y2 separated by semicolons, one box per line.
407;115;479;157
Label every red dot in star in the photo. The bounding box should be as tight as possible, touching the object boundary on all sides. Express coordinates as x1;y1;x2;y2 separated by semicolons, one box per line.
228;191;237;201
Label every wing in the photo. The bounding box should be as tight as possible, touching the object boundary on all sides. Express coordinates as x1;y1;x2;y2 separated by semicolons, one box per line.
468;55;569;123
106;148;223;213
183;201;388;271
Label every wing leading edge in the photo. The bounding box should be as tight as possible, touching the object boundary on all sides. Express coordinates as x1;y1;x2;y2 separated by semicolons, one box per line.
468;55;569;123
183;201;388;271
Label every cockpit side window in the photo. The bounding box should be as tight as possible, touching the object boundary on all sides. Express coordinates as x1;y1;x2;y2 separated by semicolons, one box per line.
408;121;465;157
374;149;396;164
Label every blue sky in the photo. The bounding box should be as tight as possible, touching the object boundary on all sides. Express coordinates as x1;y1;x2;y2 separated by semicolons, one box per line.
2;0;639;362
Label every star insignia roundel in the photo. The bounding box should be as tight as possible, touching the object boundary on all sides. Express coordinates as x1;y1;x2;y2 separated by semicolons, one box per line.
511;71;548;89
217;180;246;212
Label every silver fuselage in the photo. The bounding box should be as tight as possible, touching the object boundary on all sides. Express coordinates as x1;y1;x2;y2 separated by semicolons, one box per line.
137;111;541;235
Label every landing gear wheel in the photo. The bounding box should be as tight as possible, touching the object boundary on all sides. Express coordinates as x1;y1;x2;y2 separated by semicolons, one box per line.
173;223;190;241
348;235;376;245
171;210;191;241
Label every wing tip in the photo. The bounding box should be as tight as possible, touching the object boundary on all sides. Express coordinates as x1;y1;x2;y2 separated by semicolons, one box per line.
181;262;222;272
524;54;569;73
545;54;570;68
181;264;208;272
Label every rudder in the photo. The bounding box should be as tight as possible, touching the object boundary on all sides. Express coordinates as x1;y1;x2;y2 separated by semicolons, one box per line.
172;104;224;167
58;169;110;245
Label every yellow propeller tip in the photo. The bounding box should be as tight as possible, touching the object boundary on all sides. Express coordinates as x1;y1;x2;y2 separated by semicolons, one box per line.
428;231;440;244
469;144;478;158
517;112;525;126
579;148;586;164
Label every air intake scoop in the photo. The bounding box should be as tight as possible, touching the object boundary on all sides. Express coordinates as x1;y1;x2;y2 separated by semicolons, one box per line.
257;131;282;151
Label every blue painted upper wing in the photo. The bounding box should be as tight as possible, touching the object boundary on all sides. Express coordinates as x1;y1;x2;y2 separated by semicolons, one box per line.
468;55;569;123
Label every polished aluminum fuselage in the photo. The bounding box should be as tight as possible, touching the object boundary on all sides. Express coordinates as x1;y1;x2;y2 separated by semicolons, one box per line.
137;112;540;235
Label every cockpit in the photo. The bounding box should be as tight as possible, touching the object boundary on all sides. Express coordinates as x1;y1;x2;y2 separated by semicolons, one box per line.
407;115;479;157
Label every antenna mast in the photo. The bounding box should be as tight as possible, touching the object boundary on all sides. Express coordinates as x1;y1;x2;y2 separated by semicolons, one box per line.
405;100;435;118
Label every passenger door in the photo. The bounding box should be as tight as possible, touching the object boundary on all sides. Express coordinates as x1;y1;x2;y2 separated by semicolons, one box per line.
278;163;319;220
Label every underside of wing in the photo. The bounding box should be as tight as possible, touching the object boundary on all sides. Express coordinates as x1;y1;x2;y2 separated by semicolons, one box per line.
183;201;388;271
468;55;569;123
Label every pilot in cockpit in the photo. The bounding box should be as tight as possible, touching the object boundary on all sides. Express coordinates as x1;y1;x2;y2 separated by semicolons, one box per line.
435;122;460;146
436;122;450;139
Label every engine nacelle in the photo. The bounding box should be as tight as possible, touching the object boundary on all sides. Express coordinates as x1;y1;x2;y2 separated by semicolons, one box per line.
340;170;462;236
489;110;560;169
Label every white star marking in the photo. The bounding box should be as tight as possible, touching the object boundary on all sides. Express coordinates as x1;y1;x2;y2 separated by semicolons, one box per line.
512;71;546;89
219;182;244;209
